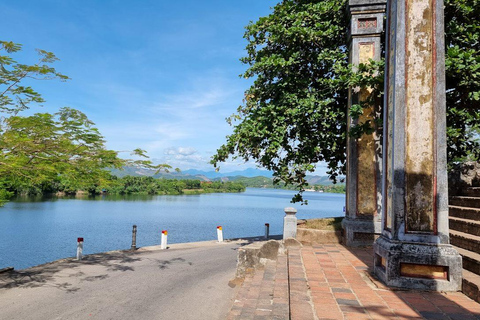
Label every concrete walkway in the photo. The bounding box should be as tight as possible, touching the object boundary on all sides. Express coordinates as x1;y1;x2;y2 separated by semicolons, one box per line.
228;244;480;320
0;240;245;320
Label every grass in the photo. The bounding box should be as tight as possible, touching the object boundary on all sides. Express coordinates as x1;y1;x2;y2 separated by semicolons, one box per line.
298;217;344;231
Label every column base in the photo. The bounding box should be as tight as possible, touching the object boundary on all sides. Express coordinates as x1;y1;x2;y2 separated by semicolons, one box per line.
342;217;382;247
373;237;462;291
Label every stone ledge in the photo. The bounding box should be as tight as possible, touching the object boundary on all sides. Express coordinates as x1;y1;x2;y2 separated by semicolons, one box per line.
0;267;14;274
234;240;286;279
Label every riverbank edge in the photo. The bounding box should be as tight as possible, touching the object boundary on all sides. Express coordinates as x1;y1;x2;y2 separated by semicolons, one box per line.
1;237;269;273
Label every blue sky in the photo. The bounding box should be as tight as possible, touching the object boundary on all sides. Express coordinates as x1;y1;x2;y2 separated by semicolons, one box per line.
2;0;328;175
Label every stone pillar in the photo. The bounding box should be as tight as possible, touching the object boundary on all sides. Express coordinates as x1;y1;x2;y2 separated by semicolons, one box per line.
283;207;297;239
373;0;462;291
343;0;386;247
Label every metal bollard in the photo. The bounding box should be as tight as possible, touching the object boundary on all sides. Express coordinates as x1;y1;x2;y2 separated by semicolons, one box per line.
131;225;137;250
217;226;224;242
77;237;84;260
265;223;270;239
161;230;168;249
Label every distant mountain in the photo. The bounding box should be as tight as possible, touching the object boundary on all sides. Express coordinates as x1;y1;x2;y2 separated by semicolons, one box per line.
181;168;274;179
215;175;346;187
109;166;343;186
306;175;341;186
109;167;210;181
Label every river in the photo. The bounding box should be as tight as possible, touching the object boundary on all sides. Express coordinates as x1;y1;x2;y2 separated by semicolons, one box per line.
0;188;345;270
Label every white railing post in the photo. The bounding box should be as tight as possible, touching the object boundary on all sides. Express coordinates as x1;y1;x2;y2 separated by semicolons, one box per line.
76;237;84;260
217;226;224;242
161;230;168;249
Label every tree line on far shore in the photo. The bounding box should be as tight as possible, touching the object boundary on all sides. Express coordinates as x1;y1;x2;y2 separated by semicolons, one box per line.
2;175;245;198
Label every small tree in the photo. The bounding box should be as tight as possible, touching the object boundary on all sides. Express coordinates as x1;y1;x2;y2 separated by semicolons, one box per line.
0;41;169;204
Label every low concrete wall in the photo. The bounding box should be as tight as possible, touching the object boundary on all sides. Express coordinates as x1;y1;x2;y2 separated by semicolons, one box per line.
235;240;286;279
296;228;342;245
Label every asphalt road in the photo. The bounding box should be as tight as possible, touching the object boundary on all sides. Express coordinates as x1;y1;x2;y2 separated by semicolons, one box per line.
0;241;244;320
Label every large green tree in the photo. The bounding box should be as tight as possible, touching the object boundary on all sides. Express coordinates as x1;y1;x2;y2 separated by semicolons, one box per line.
0;41;168;204
444;0;480;163
212;0;480;202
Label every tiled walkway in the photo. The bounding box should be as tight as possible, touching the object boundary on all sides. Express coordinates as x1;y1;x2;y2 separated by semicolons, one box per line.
228;244;480;320
227;255;290;319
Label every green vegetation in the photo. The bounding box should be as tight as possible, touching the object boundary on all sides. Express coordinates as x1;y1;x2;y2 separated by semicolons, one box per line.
212;0;480;202
105;176;245;195
298;217;344;231
313;184;345;194
0;41;169;206
3;175;245;197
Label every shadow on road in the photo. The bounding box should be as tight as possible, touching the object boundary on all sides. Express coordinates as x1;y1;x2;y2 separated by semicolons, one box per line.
0;250;142;291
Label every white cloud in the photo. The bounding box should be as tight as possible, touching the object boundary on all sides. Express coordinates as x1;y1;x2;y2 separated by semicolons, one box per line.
164;147;197;156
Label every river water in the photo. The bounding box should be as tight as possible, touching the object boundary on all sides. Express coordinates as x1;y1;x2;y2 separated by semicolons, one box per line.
0;188;345;270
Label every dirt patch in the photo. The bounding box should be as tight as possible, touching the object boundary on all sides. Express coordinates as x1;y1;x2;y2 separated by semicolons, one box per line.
298;217;343;231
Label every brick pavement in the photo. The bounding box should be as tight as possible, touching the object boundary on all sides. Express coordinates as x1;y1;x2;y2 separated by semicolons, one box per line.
228;244;480;320
227;254;290;320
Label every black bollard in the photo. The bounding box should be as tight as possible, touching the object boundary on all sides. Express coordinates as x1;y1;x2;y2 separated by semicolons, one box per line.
131;225;137;250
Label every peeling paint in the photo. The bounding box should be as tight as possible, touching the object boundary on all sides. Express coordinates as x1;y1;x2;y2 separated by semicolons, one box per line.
405;0;435;233
357;43;377;216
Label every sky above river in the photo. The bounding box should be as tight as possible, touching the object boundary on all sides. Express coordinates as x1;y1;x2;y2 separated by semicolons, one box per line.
1;0;328;175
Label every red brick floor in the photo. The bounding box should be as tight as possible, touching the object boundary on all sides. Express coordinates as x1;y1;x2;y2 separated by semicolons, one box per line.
228;244;480;320
227;255;290;320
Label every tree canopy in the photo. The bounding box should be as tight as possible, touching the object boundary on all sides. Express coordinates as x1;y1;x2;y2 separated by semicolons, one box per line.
212;0;480;202
0;41;168;205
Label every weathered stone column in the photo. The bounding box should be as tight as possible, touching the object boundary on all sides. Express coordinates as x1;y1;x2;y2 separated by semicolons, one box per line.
373;0;462;290
343;0;386;247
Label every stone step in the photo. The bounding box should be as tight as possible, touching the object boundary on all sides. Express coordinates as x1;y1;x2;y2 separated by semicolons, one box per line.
449;205;480;221
461;269;480;303
462;187;480;197
452;246;480;276
449;217;480;236
450;230;480;253
450;196;480;209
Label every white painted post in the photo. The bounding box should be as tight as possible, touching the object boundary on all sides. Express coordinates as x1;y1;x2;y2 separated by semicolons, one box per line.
283;207;298;239
217;226;224;242
161;230;168;249
265;223;270;239
77;237;84;260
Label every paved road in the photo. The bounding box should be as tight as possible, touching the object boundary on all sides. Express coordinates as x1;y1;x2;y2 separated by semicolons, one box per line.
0;241;244;320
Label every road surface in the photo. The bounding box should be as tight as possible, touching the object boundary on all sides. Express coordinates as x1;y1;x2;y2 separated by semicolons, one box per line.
0;241;244;320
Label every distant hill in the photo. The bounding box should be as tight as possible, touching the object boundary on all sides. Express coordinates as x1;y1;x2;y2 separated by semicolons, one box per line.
182;168;273;179
109;167;344;186
215;176;274;188
305;175;341;186
214;175;345;188
108;167;210;181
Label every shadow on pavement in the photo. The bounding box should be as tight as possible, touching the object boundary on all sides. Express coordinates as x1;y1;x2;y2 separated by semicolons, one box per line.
346;246;480;319
0;250;142;291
